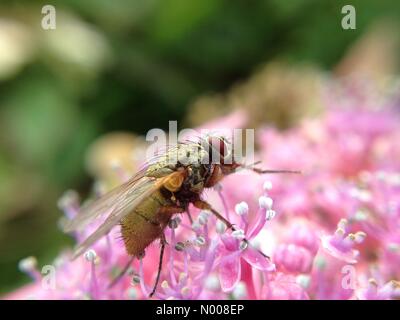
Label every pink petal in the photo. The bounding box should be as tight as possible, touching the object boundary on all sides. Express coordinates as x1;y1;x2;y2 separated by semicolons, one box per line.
221;234;239;251
262;273;309;300
274;244;314;273
321;235;359;264
242;247;276;271
248;208;267;239
219;253;241;292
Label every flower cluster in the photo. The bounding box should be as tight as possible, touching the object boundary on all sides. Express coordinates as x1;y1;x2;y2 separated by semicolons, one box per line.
6;84;400;300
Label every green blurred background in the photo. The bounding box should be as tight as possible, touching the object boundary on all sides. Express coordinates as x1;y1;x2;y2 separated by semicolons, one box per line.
0;0;399;294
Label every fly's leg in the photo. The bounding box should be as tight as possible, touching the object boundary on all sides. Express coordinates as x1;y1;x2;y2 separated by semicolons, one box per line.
193;200;234;230
161;204;193;224
158;206;185;215
110;206;182;291
149;233;167;297
147;206;185;297
236;162;301;175
250;167;301;174
186;205;193;224
193;199;270;259
108;255;135;289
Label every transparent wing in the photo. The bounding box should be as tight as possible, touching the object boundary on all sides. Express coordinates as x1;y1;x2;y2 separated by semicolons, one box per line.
63;167;148;233
71;176;165;259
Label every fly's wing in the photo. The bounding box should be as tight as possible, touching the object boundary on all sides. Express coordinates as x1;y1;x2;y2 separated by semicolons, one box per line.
63;167;148;233
71;176;165;260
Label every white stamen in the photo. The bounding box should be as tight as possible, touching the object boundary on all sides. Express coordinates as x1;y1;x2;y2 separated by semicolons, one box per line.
18;256;37;272
232;281;247;299
181;286;190;295
368;278;378;287
358;190;372;202
388;243;400;252
216;220;227;234
335;227;346;237
191;221;201;231
198;211;209;225
205;275;220;291
315;256;326;270
195;236;206;246
349;187;371;201
259;196;273;209
354;210;368;221
354;231;367;244
296;275;311;289
235;201;249;216
345;233;356;242
381;280;400;298
175;242;185;251
239;240;248;251
127;288;137;299
131;274;141;285
263;181;273;191
84;249;97;262
198;216;207;225
57;190;79;210
54;257;66;268
338;218;348;230
161;280;169;289
199;210;210;219
179;272;187;283
388;280;400;299
232;229;246;240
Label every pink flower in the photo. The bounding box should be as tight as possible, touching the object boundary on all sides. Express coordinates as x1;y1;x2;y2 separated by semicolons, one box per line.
355;279;400;300
6;79;400;300
217;197;276;293
261;273;309;300
274;244;314;274
320;218;366;264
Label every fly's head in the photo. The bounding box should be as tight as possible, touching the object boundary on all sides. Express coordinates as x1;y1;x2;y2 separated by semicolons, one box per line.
202;135;241;188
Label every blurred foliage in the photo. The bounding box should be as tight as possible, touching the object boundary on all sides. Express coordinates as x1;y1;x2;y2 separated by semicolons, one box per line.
0;0;400;294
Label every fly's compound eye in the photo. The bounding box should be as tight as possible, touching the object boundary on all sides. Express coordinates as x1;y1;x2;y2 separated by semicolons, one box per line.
207;136;231;165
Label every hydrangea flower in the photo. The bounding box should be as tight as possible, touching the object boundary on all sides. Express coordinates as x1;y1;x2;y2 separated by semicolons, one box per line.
5;81;400;300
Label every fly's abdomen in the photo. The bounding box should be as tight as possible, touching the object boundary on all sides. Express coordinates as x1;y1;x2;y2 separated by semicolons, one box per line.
120;190;173;256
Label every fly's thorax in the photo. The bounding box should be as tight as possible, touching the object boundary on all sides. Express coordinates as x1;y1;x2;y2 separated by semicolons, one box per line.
146;142;209;175
174;143;209;166
145;142;213;204
187;163;209;192
174;162;210;204
146;143;210;178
